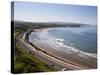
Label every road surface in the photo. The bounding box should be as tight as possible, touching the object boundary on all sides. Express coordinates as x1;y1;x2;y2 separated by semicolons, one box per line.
16;31;91;71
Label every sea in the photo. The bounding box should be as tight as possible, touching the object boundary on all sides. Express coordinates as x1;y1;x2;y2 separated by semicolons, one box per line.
29;25;97;58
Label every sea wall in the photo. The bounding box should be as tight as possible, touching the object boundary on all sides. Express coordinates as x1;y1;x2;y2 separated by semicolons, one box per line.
24;30;33;42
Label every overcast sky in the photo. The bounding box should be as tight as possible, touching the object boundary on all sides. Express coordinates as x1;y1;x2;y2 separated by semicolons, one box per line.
14;1;97;25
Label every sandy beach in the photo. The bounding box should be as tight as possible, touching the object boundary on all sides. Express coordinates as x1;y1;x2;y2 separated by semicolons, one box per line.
31;40;97;68
26;28;97;69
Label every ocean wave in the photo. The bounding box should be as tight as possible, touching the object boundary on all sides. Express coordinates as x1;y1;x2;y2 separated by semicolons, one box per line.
35;29;97;59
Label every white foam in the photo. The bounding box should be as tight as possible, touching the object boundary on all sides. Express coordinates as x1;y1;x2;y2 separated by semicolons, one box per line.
78;51;97;58
35;29;97;59
56;38;64;42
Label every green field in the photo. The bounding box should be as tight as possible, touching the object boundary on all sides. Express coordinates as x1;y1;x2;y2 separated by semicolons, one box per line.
14;27;57;73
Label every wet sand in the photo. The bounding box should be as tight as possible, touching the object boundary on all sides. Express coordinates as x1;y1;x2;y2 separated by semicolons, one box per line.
32;40;97;68
27;29;97;69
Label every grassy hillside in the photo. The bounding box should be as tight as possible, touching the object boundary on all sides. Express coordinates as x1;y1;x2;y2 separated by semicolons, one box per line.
14;27;57;73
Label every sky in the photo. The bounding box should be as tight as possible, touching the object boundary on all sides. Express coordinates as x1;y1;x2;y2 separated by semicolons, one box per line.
13;1;97;25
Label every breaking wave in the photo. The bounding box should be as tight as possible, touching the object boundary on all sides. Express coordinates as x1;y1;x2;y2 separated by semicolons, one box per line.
36;29;97;59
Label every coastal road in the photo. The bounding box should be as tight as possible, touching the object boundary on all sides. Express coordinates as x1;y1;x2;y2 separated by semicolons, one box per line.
17;31;90;70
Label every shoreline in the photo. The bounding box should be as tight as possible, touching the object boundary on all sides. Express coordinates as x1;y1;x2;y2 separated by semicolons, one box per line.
30;27;97;59
23;28;97;69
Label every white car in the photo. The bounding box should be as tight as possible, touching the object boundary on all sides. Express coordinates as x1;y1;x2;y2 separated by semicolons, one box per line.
62;68;68;71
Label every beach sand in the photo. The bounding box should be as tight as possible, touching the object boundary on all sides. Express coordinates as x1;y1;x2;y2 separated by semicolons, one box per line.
27;28;97;69
31;41;97;69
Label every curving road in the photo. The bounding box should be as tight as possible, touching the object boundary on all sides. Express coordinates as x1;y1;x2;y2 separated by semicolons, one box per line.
16;31;93;71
